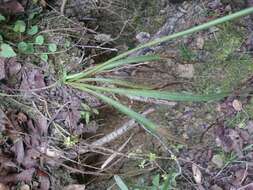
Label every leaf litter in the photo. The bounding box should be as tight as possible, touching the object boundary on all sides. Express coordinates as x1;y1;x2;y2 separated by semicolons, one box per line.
1;0;253;189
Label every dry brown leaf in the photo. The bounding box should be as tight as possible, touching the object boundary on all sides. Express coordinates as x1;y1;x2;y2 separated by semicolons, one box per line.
63;184;85;190
232;99;243;111
0;58;5;80
0;0;24;14
196;37;205;49
192;164;202;184
0;183;9;190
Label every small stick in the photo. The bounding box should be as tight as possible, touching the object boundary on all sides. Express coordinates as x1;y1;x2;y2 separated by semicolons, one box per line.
60;0;68;15
101;135;133;169
79;108;155;154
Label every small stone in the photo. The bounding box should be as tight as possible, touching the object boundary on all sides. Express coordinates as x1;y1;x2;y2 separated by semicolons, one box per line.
177;64;194;78
211;154;223;168
232;99;242;111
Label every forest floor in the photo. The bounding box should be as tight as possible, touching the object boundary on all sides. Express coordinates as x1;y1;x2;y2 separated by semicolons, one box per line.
0;0;253;189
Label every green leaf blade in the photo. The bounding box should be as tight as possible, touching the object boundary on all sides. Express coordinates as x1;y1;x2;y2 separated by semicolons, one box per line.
0;43;16;58
48;43;57;52
27;25;38;35
69;83;158;133
72;83;229;102
66;55;160;81
114;175;129;190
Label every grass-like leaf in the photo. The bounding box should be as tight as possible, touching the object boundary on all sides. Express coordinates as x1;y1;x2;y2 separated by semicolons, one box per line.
69;83;157;133
114;175;129;190
69;82;229;102
66;55;160;81
78;78;152;89
66;8;253;82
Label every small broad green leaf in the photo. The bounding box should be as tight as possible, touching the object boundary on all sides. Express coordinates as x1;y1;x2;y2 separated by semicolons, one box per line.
40;54;48;62
0;14;6;22
26;43;35;53
18;41;28;52
35;35;44;45
28;12;37;20
18;42;35;54
64;40;71;48
27;25;38;35
48;43;57;52
114;175;129;190
0;43;16;58
13;20;26;33
0;35;3;43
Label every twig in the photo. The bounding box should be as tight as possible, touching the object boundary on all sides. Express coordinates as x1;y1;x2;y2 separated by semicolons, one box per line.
90;108;154;147
60;0;68;15
101;135;133;169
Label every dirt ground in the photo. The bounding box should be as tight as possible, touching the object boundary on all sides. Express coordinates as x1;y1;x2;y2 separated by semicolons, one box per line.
0;0;253;189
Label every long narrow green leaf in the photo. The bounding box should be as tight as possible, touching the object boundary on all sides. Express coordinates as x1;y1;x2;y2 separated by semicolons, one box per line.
78;78;152;89
114;175;129;190
100;7;253;64
66;55;160;81
69;82;229;102
70;83;157;133
66;8;253;82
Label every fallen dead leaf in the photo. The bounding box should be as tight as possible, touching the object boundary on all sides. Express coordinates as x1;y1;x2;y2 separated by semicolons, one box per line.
0;0;24;14
0;58;5;80
196;36;205;49
177;64;194;79
211;154;223;168
63;184;85;190
0;183;9;190
232;99;243;111
192;164;202;184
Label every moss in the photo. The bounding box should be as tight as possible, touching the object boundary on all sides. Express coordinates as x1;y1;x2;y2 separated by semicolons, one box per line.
194;23;253;94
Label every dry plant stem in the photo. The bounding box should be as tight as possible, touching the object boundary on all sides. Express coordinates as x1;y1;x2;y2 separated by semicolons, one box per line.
101;135;133;169
88;108;155;148
60;0;68;15
128;96;177;106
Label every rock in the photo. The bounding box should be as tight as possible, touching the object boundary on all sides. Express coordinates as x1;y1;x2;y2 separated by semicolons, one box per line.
177;64;194;78
211;154;223;168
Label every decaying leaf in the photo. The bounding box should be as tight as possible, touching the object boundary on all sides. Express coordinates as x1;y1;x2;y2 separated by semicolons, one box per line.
0;58;5;80
63;184;85;190
192;164;202;184
232;99;243;111
0;0;24;14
